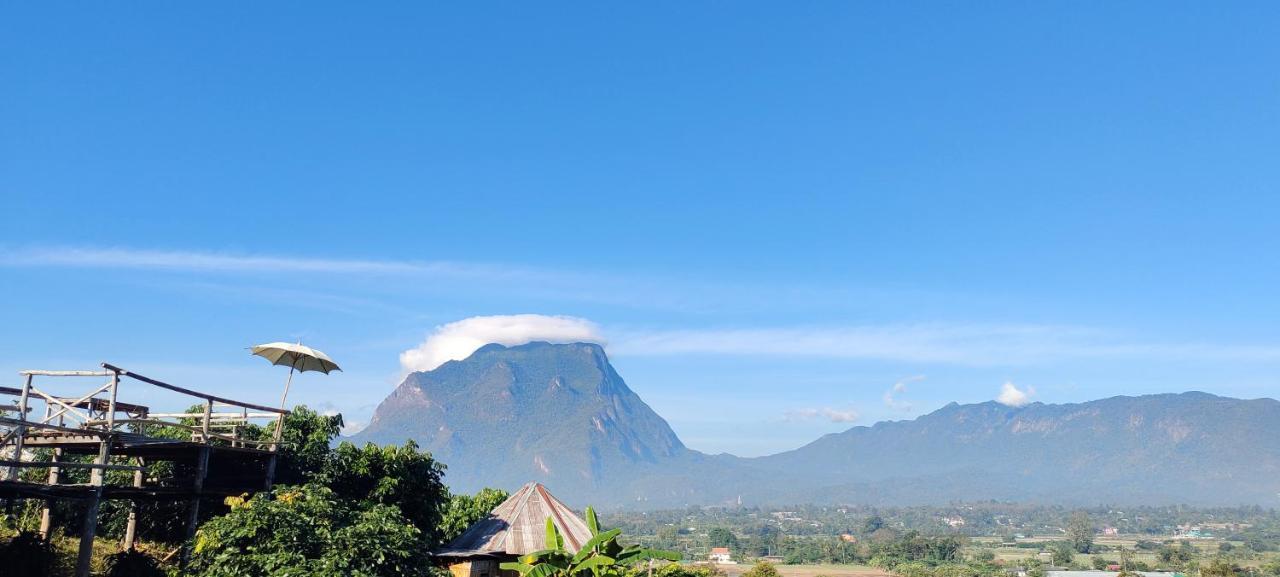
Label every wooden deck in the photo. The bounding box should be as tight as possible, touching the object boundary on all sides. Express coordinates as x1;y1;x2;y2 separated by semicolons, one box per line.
0;363;289;577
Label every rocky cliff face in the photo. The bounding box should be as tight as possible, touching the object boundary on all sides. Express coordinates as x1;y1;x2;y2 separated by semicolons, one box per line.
352;341;688;500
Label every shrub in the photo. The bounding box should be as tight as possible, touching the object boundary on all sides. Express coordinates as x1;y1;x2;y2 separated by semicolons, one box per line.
743;561;781;577
104;548;167;577
0;531;57;576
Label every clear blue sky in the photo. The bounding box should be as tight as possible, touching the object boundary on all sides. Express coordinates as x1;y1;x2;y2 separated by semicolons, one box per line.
3;2;1279;456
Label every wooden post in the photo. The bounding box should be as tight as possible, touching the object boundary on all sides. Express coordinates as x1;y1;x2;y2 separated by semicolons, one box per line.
123;408;148;549
201;399;212;443
264;408;286;490
7;374;33;481
38;447;63;538
105;369;120;431
123;457;145;549
74;438;112;577
181;446;211;567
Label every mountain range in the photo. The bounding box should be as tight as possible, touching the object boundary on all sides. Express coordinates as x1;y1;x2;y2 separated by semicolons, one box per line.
351;341;1280;509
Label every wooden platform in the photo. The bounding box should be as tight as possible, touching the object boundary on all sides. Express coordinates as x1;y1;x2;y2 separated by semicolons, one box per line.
0;363;290;577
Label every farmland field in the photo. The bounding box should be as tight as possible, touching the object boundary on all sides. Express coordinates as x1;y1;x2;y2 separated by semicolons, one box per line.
712;564;892;577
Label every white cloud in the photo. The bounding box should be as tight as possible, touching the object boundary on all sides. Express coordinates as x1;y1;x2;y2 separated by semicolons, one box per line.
883;375;924;411
400;314;605;374
609;324;1280;366
0;246;506;276
997;381;1035;407
785;407;860;423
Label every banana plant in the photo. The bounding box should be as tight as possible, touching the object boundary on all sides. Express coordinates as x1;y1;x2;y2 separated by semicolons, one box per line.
500;506;679;577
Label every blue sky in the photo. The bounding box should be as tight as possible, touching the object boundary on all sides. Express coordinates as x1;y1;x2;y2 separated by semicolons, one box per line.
2;2;1279;456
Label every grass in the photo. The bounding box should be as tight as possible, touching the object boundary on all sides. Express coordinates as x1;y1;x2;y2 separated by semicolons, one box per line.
966;534;1280;570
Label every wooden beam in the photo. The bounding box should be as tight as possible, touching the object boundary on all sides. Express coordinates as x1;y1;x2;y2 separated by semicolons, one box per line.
103;363;289;415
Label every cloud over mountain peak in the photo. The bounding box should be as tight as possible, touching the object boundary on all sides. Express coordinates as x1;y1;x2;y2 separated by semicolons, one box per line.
399;314;605;374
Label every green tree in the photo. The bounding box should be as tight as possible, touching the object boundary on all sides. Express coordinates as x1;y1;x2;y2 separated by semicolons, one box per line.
189;484;430;577
708;527;739;549
440;488;511;544
1066;512;1094;554
1201;558;1242;577
320;440;449;539
1051;542;1075;567
258;406;344;486
742;561;782;577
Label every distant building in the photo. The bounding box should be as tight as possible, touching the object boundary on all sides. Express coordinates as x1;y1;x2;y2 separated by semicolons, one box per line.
435;483;594;577
840;534;857;543
1102;527;1119;537
709;547;735;564
943;516;966;528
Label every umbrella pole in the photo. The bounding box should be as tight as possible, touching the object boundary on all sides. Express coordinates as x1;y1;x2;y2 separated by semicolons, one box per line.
272;363;296;446
279;364;296;411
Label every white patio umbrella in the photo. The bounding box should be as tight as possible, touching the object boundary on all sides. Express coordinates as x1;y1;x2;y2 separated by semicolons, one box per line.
251;341;341;411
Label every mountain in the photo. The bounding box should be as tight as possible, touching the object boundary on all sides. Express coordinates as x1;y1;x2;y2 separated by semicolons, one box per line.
744;392;1280;506
353;341;1280;509
352;342;723;504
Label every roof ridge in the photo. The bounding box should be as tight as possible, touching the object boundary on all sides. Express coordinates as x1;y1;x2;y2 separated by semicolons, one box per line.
493;482;538;552
536;483;583;551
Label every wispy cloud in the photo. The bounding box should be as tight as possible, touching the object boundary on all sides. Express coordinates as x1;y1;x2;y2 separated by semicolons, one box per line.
884;375;924;411
609;324;1280;365
0;246;519;278
784;407;860;423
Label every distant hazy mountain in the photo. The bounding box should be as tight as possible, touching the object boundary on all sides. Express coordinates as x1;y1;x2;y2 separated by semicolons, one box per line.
352;342;1280;509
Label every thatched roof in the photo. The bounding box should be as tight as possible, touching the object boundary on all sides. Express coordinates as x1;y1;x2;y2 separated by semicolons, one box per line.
437;482;593;558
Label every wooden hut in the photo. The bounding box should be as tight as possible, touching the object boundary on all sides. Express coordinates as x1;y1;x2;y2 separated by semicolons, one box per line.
436;482;593;577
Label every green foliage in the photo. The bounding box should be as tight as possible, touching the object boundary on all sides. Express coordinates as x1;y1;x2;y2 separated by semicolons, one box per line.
104;548;167;577
320;440;449;540
1158;542;1196;567
1066;511;1094;554
708;527;738;549
642;564;724;577
742;561;781;577
1200;558;1245;577
0;531;57;576
501;506;679;577
1050;542;1075;567
869;531;965;568
188;484;430;577
257;406;344;486
440;488;511;544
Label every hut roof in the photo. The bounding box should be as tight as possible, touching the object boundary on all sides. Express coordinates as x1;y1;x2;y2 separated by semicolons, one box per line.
437;482;593;558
